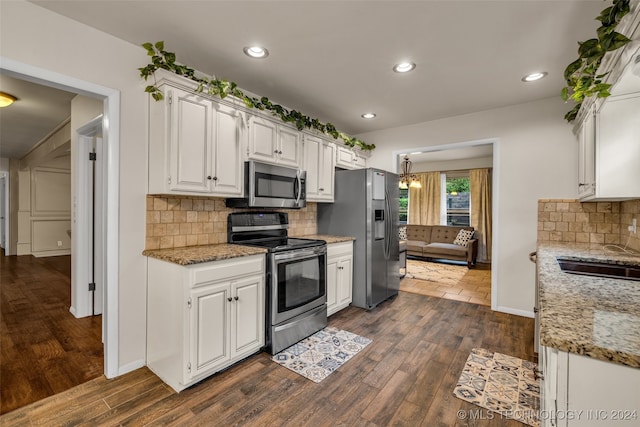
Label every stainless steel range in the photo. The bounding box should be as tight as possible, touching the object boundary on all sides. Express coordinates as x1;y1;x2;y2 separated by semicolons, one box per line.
228;212;327;354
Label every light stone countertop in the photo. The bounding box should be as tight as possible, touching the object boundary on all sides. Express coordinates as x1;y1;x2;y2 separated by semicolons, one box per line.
537;242;640;368
143;243;267;265
296;234;355;244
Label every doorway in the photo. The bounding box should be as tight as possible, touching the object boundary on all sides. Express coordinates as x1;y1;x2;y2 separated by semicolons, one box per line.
394;139;499;309
0;57;120;408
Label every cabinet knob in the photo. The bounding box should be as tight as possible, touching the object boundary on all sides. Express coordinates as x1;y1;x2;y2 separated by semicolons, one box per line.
207;176;212;180
274;150;279;154
227;297;232;302
319;188;324;191
212;176;218;181
234;296;239;301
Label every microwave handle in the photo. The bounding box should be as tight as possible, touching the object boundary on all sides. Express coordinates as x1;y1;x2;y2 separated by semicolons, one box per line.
295;170;302;205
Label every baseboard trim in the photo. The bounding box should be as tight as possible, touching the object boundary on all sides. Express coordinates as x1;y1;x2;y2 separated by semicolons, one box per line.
494;305;534;319
116;359;146;378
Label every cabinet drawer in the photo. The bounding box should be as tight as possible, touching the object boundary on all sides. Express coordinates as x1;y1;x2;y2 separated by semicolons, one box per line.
190;255;264;287
327;241;353;258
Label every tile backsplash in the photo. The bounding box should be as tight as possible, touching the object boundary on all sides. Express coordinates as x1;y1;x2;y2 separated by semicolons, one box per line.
146;195;318;250
537;199;640;252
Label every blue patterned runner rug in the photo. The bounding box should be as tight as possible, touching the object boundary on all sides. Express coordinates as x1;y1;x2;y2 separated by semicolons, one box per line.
271;326;372;383
453;348;540;427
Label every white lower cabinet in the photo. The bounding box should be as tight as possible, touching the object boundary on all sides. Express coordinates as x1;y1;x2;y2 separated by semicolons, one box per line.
540;346;640;426
147;255;265;392
326;241;353;316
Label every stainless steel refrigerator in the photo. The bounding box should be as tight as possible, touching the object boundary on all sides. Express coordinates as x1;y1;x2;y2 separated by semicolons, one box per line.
318;168;399;310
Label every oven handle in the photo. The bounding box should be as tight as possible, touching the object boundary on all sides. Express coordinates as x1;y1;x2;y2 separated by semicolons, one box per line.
273;246;326;262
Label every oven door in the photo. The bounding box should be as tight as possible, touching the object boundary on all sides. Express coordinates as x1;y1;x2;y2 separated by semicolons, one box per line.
271;246;326;325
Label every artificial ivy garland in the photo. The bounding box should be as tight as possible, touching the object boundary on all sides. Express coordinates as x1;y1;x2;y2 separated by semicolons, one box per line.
139;41;375;151
561;0;631;122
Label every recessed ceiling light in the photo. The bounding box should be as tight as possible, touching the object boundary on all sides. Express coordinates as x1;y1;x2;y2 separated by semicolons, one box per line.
243;46;269;59
521;72;548;82
361;113;376;119
393;62;416;73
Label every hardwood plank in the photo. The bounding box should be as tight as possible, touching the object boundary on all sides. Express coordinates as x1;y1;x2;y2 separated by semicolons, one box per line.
0;291;535;426
0;253;103;414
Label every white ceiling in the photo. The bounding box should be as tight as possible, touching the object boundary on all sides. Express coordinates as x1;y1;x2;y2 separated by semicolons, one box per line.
0;72;76;159
2;1;608;160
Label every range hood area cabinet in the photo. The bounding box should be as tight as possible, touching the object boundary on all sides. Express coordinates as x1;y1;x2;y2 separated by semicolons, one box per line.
302;134;336;202
246;115;302;169
148;84;244;196
147;255;265;393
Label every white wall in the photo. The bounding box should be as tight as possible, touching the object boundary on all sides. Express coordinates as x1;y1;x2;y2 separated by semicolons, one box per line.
1;1;148;371
361;97;578;315
413;155;493;173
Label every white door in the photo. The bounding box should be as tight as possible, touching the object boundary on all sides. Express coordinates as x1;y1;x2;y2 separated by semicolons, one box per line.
319;142;335;199
302;136;320;198
277;126;301;167
248;116;278;163
232;275;264;355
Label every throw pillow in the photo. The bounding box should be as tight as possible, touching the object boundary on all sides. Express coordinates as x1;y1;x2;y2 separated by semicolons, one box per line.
398;226;407;241
453;229;474;246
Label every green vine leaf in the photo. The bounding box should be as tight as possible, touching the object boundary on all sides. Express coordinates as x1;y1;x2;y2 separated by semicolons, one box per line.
562;0;631;123
138;41;376;151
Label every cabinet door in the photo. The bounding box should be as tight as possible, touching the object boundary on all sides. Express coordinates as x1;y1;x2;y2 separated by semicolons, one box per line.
189;283;231;379
302;135;321;198
337;256;353;307
578;106;596;199
231;275;264;356
319;141;335;200
326;257;339;315
212;104;243;196
596;94;640;198
168;88;212;193
277;126;302;168
353;152;367;169
248;116;278;163
336;146;355;169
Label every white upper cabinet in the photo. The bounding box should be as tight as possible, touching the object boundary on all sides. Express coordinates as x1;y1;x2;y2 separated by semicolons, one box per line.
336;146;367;170
247;115;301;168
149;85;244;196
574;36;640;201
302;134;335;202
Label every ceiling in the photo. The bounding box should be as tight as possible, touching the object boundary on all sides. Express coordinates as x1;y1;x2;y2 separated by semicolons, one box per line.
0;72;76;159
2;1;607;160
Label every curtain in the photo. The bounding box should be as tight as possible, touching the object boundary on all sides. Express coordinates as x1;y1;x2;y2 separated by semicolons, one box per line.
470;168;492;262
409;172;440;225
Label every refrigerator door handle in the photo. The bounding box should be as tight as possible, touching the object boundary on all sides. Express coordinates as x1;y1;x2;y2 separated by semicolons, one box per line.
384;190;391;259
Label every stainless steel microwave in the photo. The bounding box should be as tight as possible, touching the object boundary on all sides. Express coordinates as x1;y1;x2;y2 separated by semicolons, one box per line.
226;161;306;209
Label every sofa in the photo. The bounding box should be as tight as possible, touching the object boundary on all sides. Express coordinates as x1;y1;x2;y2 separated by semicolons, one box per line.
402;225;478;267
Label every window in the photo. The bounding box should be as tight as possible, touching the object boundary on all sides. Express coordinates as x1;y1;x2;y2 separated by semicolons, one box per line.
444;172;470;226
398;187;408;224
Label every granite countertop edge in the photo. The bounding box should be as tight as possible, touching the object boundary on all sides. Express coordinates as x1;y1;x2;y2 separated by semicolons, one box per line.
143;243;268;266
296;234;355;244
537;242;640;369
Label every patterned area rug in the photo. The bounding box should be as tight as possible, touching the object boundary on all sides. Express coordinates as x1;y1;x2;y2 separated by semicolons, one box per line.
272;327;372;383
453;348;540;427
405;259;469;284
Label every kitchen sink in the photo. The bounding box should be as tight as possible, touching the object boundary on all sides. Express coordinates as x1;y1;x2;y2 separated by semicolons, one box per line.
557;257;640;282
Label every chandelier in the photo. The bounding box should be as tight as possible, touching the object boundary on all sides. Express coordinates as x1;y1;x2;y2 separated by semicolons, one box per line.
398;155;421;189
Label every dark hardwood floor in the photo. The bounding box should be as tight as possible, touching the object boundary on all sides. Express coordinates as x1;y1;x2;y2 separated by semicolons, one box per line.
1;287;535;426
0;251;103;414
